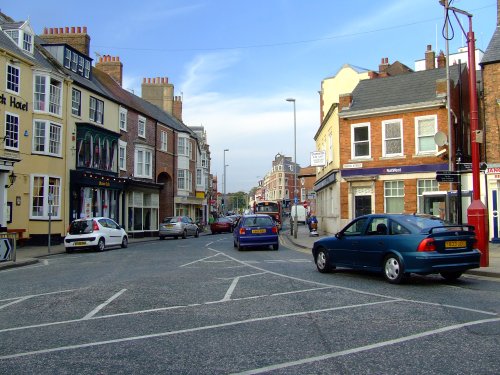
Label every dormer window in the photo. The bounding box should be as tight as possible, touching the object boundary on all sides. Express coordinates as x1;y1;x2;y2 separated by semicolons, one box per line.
3;22;34;55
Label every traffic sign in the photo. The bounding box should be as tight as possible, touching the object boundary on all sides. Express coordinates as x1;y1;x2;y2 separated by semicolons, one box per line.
436;170;460;183
0;238;12;261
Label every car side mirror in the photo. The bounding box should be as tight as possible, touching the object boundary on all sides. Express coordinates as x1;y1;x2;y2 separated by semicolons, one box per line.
335;232;343;239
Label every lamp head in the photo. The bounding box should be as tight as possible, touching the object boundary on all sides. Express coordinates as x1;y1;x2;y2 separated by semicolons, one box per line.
286;98;295;102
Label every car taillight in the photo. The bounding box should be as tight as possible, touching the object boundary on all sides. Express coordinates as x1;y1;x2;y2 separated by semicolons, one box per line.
417;238;436;252
239;228;246;235
92;220;99;232
272;226;278;234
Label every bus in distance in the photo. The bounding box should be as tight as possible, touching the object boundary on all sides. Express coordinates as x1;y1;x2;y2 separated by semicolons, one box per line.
253;200;282;229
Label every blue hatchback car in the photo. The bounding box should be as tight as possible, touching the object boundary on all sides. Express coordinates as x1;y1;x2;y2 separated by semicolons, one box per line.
312;214;481;284
233;214;279;250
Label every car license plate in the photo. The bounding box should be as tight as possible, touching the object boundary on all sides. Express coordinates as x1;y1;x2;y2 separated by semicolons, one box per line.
166;224;174;228
445;240;466;248
74;241;87;246
251;229;266;234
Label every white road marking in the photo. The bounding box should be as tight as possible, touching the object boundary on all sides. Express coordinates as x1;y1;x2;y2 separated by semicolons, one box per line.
82;289;127;320
231;317;500;375
0;289;80;303
179;253;223;267
219;272;268;301
0;299;401;360
0;296;32;310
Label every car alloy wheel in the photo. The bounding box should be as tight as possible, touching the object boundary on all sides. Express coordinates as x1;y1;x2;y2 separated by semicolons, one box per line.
315;248;332;273
383;255;405;284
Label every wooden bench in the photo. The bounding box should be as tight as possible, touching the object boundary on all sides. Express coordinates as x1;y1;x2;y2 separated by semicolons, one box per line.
7;229;28;246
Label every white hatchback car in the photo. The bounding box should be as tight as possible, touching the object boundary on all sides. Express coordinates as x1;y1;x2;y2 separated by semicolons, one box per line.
64;217;128;252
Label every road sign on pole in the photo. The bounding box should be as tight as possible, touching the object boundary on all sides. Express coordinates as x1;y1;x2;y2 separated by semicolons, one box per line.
436;170;460;183
0;238;12;261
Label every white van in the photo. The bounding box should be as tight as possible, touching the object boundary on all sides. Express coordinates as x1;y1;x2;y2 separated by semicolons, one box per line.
290;205;307;224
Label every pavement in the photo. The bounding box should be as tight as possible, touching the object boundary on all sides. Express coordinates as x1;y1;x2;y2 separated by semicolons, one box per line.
1;225;500;279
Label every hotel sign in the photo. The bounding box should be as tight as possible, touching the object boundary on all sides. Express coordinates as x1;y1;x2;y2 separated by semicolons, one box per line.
0;94;29;111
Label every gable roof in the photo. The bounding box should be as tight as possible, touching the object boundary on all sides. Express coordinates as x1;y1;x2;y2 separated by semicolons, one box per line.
481;26;500;65
340;65;465;116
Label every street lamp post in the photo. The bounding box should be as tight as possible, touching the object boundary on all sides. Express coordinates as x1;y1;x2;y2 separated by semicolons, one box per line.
223;149;229;215
286;98;298;239
440;2;489;267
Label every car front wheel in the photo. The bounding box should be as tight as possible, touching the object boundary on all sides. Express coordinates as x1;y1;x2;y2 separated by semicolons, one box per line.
383;255;405;284
121;236;128;248
182;230;187;239
315;248;333;273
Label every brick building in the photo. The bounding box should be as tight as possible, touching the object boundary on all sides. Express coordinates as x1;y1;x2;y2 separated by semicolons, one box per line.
480;0;500;242
338;56;471;227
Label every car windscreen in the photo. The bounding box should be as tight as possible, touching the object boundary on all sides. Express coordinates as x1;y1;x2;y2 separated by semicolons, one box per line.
68;220;93;234
243;217;273;227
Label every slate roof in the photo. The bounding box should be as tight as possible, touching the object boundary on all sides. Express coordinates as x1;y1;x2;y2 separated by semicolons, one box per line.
92;68;194;135
340;65;465;115
481;26;500;65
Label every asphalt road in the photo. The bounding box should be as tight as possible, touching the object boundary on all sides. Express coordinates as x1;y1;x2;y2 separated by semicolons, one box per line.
0;233;499;374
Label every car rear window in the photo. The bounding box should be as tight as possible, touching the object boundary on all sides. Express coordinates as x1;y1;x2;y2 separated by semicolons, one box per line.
163;217;177;223
243;217;273;227
69;220;93;234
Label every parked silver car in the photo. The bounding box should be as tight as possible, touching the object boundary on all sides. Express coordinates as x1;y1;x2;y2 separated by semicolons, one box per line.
159;216;199;239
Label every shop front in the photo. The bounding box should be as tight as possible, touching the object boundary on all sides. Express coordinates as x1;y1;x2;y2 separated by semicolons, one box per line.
69;170;126;224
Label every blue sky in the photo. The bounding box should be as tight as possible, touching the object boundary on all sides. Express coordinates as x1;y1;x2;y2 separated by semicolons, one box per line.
4;1;498;193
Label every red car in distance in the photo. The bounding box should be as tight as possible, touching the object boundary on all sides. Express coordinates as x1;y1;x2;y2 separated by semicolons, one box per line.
210;217;233;234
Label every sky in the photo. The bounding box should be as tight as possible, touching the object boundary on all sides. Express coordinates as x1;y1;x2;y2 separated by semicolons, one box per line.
3;1;498;193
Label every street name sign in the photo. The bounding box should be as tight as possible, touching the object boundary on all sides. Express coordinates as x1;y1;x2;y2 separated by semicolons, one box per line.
436;170;460;183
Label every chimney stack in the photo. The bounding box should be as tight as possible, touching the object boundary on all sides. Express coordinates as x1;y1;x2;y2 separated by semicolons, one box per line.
141;76;178;118
39;26;91;56
339;93;353;110
425;44;436;70
95;55;123;86
379;57;389;73
437;51;446;68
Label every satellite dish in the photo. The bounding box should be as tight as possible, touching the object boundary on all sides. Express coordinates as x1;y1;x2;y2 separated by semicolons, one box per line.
434;131;448;146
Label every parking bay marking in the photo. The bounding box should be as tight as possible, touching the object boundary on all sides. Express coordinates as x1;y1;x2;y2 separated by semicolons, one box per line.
2;300;498;362
82;289;127;320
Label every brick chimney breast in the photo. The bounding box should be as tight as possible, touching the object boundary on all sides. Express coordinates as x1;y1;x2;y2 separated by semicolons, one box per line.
425;44;436;70
39;25;91;56
95;54;123;87
339;93;353;110
437;51;446;68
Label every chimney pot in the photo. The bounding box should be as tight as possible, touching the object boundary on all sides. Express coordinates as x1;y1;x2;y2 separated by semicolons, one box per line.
143;78;146;83
77;27;81;33
43;27;48;34
65;27;69;33
83;26;87;33
148;78;151;83
71;26;75;33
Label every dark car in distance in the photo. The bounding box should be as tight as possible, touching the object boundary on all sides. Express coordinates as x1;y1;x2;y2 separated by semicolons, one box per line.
233;214;279;251
312;214;481;284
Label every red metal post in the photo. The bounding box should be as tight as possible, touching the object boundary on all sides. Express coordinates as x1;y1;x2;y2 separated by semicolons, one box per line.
465;19;489;267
